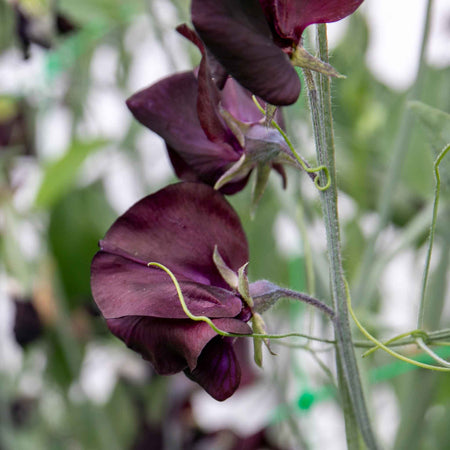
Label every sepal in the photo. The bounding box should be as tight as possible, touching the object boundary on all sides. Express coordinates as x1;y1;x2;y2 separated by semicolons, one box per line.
291;45;345;79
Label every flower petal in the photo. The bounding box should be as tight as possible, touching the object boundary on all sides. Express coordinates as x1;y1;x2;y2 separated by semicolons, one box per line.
184;336;241;401
91;251;244;319
196;56;232;144
106;316;251;377
221;78;265;124
98;183;248;285
126;72;240;184
176;24;228;89
271;0;364;42
192;0;300;106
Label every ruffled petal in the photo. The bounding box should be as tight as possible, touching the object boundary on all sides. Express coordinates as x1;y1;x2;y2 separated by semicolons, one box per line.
106;317;251;377
126;72;240;183
192;0;300;106
184;336;241;401
97;183;248;289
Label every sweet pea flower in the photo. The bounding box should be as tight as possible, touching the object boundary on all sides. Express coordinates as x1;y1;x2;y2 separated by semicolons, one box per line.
126;26;299;199
90;182;253;401
192;0;364;105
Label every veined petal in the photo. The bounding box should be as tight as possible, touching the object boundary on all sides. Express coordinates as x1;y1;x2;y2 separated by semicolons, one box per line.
126;72;240;183
92;183;248;289
91;251;244;319
184;336;241;401
271;0;364;42
192;0;300;106
197;56;232;144
106;317;251;378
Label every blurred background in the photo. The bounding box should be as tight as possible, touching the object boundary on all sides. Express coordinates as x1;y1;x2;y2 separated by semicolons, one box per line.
1;0;449;449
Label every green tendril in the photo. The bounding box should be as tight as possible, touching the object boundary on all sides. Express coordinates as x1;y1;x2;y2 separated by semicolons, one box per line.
362;329;424;358
149;262;450;363
148;262;335;342
147;262;234;336
251;96;331;191
416;338;450;368
345;280;450;372
417;143;450;328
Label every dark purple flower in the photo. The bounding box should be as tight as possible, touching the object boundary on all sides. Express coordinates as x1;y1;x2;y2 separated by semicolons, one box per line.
192;0;364;105
13;5;77;59
90;182;253;401
13;299;43;348
126;46;290;196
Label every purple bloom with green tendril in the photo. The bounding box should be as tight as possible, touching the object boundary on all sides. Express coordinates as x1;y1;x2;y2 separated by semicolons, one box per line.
191;0;364;105
90;182;253;401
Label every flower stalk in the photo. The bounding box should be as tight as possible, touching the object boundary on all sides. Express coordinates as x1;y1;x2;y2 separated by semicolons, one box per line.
303;24;380;449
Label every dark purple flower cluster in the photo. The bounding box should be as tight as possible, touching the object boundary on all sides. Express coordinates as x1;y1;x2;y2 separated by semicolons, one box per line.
192;0;364;105
127;24;289;196
91;0;363;401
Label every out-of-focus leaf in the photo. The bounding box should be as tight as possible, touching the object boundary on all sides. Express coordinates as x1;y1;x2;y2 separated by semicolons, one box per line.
45;328;75;388
409;101;450;155
45;24;108;79
35;139;107;208
48;182;115;308
0;1;16;53
104;383;138;449
410;104;450;201
230;182;288;287
58;0;142;25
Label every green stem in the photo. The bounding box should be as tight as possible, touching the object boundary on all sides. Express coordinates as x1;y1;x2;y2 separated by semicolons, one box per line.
305;24;379;450
276;328;450;350
353;0;435;306
417;144;450;328
261;286;335;317
337;357;363;449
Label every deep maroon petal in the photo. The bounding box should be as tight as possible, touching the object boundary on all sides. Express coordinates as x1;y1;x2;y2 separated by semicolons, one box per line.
92;182;248;288
126;72;240;183
196;56;231;144
13;300;42;348
166;144;201;182
192;0;300;106
176;23;206;54
166;144;250;195
271;0;364;42
272;163;287;188
176;24;228;89
184;336;241;401
91;251;244;319
106;317;251;376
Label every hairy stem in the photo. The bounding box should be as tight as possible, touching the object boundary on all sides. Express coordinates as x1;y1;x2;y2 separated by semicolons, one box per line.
303;24;379;449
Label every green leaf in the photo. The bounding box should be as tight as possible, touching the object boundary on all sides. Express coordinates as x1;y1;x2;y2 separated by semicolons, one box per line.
48;182;115;308
35;139;107;208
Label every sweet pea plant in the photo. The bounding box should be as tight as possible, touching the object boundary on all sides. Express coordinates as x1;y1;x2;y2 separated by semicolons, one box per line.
86;0;450;448
3;0;450;448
